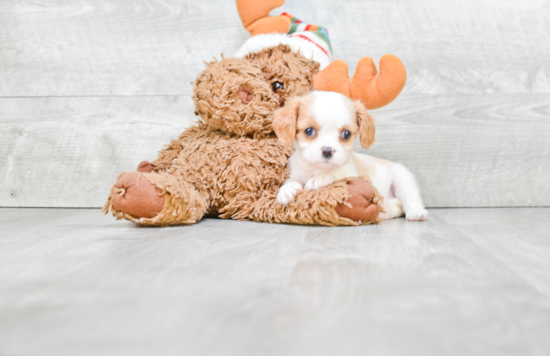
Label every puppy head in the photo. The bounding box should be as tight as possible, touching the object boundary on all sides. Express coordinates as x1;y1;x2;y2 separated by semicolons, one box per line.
273;91;375;168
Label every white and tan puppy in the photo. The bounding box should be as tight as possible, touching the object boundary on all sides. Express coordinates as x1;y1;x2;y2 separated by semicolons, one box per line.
273;91;428;221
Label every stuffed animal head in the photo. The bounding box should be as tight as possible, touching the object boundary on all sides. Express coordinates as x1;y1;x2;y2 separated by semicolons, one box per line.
192;0;406;139
192;44;319;138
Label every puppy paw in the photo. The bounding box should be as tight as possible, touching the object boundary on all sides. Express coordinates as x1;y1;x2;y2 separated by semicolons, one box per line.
378;203;394;221
304;174;334;191
277;181;303;205
405;207;429;221
379;199;404;221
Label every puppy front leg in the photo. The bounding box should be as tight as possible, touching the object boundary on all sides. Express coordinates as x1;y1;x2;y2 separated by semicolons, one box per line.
391;163;429;221
304;174;335;191
277;181;303;205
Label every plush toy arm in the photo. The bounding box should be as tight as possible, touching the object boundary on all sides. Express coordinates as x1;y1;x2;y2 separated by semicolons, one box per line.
151;140;181;172
223;177;383;226
150;124;205;172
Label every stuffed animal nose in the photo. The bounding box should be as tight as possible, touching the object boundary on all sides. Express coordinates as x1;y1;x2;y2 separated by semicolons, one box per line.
239;87;254;104
322;147;334;159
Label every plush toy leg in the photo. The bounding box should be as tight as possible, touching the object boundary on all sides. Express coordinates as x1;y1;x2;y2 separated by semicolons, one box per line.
111;172;165;219
236;0;291;36
225;177;382;226
103;172;208;226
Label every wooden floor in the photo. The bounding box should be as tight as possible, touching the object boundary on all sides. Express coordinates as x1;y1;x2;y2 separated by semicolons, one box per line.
1;208;549;355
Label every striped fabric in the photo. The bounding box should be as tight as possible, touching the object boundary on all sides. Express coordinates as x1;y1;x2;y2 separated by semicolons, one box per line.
281;12;333;59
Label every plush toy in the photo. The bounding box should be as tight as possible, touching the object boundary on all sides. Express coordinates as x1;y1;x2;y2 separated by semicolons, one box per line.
102;0;406;226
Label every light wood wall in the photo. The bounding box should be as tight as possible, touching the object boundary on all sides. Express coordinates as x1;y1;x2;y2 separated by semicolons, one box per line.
1;0;549;208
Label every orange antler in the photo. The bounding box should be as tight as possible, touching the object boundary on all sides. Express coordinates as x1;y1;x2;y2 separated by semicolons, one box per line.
236;0;291;36
314;55;407;110
313;60;352;97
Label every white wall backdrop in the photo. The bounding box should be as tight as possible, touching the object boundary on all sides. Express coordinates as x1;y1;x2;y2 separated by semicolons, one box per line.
1;0;549;208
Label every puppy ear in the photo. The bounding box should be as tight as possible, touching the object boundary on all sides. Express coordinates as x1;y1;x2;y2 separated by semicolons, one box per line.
273;97;301;145
355;100;375;149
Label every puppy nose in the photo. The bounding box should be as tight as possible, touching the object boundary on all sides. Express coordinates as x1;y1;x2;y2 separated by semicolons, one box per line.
322;147;334;159
239;87;254;104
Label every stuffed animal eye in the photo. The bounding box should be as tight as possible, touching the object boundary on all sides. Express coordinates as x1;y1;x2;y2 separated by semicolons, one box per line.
341;130;351;140
304;127;316;137
272;81;284;93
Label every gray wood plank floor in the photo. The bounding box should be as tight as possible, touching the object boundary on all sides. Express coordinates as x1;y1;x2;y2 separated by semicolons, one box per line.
1;208;549;356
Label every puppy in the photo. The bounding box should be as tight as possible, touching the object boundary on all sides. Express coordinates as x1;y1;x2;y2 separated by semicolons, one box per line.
273;91;428;221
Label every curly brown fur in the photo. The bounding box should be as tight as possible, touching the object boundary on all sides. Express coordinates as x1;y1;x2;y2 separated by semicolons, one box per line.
192;45;319;139
193;57;280;139
154;123;292;212
245;44;320;106
156;45;320;170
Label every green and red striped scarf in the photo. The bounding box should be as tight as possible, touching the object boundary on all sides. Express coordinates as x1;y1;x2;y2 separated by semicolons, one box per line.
281;12;333;59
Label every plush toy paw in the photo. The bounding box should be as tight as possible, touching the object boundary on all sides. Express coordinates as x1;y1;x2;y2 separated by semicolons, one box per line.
111;172;165;219
277;181;303;205
335;179;380;222
304;174;335;190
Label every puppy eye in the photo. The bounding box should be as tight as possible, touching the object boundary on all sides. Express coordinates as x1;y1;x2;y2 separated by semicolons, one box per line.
304;127;316;137
341;130;351;140
272;81;284;93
